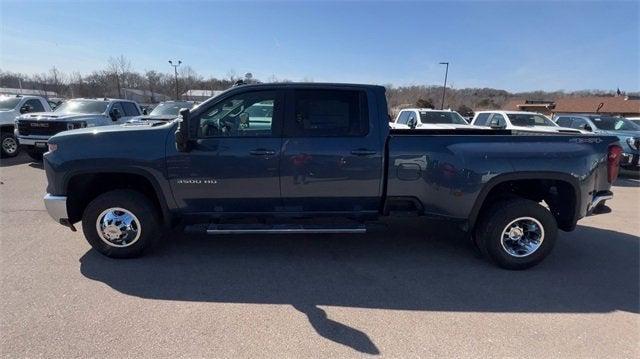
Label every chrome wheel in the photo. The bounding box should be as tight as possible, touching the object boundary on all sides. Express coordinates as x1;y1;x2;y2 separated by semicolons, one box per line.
2;136;18;155
500;217;545;258
95;207;141;248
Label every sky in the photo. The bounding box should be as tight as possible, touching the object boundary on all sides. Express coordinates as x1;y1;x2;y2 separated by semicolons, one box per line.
0;0;638;92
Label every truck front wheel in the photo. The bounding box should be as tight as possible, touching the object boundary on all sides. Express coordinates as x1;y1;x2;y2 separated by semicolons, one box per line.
82;190;161;258
475;198;558;270
1;133;19;158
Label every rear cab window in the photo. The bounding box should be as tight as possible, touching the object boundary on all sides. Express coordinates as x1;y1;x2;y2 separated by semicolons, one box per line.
286;89;369;137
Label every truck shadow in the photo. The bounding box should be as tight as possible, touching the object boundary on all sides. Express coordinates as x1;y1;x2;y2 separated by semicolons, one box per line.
0;153;32;167
79;220;639;354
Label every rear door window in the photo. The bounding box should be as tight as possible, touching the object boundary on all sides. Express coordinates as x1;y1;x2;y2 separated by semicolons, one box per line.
287;89;368;137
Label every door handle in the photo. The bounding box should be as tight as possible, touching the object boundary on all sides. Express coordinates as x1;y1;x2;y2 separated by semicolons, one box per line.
351;149;377;156
249;149;276;156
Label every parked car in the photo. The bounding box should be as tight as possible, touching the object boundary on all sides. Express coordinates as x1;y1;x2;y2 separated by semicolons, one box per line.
555;114;640;171
0;95;52;158
391;108;481;130
626;117;640;126
129;100;195;123
16;98;142;160
471;111;584;134
43;83;621;270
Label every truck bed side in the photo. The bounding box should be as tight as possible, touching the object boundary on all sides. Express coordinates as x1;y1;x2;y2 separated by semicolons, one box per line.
385;132;618;231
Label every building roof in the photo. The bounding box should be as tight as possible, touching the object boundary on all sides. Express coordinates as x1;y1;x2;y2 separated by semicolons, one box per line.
0;87;58;97
503;96;640;115
553;96;640;114
122;88;171;99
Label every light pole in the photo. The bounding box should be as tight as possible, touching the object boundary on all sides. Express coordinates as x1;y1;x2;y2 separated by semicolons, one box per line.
439;62;449;110
168;60;182;100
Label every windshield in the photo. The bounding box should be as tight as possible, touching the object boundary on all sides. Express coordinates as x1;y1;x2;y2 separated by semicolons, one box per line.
149;102;192;116
54;100;108;114
419;111;468;124
590;116;639;131
507;113;555;127
0;97;21;110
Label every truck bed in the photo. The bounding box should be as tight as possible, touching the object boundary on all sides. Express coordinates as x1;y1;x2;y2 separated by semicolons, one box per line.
385;131;619;229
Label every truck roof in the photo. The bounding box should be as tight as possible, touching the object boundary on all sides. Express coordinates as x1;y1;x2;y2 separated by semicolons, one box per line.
231;82;385;91
475;110;544;115
69;98;138;103
0;94;47;100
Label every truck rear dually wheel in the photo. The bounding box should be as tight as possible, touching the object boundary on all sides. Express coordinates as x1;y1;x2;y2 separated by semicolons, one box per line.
82;190;161;258
475;198;557;270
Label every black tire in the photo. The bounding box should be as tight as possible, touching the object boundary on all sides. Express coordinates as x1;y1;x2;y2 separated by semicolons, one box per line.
1;133;19;158
475;198;558;270
82;190;161;258
25;148;44;161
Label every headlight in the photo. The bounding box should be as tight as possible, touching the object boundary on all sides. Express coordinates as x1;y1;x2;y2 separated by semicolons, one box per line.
47;143;58;153
626;137;639;151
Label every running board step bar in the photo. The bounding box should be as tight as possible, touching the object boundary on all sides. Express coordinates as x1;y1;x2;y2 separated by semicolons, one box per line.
185;223;367;235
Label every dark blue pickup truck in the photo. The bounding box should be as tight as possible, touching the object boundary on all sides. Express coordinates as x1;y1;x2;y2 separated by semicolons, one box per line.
43;83;623;269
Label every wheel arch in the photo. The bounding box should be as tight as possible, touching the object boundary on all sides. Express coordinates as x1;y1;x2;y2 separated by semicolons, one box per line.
468;171;582;232
64;168;172;226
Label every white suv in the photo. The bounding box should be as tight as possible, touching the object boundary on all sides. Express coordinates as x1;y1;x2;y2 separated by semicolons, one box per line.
15;98;142;160
391;108;478;130
471;110;583;134
0;95;53;157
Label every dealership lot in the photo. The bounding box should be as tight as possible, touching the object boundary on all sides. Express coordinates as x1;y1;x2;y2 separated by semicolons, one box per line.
1;153;638;358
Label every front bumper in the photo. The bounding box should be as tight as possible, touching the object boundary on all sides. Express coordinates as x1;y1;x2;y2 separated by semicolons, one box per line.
44;193;68;223
16;135;51;146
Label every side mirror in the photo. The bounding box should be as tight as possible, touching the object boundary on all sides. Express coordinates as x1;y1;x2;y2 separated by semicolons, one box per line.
583;124;593;132
109;108;121;121
175;108;192;152
142;108;148;115
19;105;32;114
407;118;417;129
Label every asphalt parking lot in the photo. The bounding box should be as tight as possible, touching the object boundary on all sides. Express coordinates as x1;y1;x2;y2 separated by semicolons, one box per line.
1;152;639;358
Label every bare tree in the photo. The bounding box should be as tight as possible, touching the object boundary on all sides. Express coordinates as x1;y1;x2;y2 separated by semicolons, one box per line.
107;55;132;98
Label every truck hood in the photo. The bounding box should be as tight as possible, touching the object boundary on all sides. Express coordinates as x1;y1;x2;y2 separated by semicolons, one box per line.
18;112;107;122
50;121;173;139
